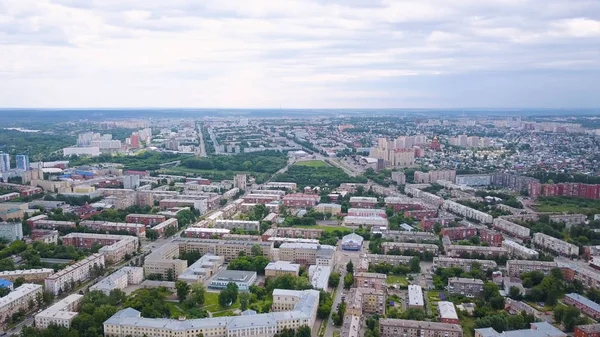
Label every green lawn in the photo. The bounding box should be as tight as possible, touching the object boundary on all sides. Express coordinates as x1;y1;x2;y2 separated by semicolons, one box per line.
295;225;348;233
165;302;186;318
534;196;600;215
386;275;409;286
201;292;241;313
460;315;476;337
295;160;330;167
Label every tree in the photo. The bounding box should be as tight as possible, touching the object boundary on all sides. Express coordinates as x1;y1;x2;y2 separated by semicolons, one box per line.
346;261;354;273
508;286;522;300
409;257;421;273
328;272;341;288
482;282;500;299
344;273;354;289
239;292;250;311
251;244;263;257
297;325;311;337
14;277;25;288
490;296;505;310
191;284;206;306
218;282;239;307
176;281;190;302
166;268;175;281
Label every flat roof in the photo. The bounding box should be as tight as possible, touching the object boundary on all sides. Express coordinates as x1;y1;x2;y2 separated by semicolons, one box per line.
212;270;256;283
408;285;424;306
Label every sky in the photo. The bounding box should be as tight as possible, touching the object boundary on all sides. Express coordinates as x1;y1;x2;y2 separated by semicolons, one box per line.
0;0;599;109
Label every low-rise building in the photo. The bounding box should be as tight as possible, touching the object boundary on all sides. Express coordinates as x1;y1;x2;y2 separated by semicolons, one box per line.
533;232;579;256
492;218;531;239
575;324;600;337
408;285;424;308
279;242;335;266
381;242;439;255
45;254;106;295
184;227;230;239
89;267;144;294
214;220;260;232
176;238;273;262
343;216;389;228
433;257;497;272
314;203;342;215
349;197;378;208
354;272;387;291
35;294;83;329
446;245;508;258
178;254;224;284
565;293;600;319
438;301;459;324
480;229;503;247
125;214;166;226
442;200;493;224
506;260;558;278
282;194;320;208
308;265;331;290
208;270;257;291
447;277;484;297
79;220;146;238
31;229;59;244
366;254;412;267
348;208;387;218
143;243;188;280
0;284;43;325
475;322;566;337
441;227;478;241
0;268;54;283
503;240;539;259
152;218;179;238
265;261;301;278
61;233;139;264
379;319;463;337
380;230;437;242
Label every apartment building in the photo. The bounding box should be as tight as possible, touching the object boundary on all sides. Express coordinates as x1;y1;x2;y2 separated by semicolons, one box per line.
79;220;146;238
476;322;566;337
502;240;539;259
492;218;531;239
348;208;387;218
269;227;323;240
366;254;413;267
61;233;139;264
308;265;331;290
380;230;437;243
262;182;297;190
433;257;497;272
345;287;386;317
241;194;281;204
0;222;23;242
0;284;43;325
549;214;587;228
446;245;508;258
125;214;166;226
176;238;273;262
31;229;59;244
30;219;77;230
214;220;260;232
35;294;83;329
574;324;600;337
278;242;335;266
0;269;54;283
158;199;207;213
314;203;342;215
456;174;492;187
104;289;319;337
561;264;600;290
265;261;301;277
343;216;389;228
384;197;421;212
178;254;224;284
354;272;387;291
480;229;503;247
0;202;27;221
414;170;456;184
381;242;439;255
89;267;144;294
533;232;580;256
565;293;600;319
184;227;230;239
45;254;106;295
441;227;478;241
405;209;438;221
282;194;320;208
442;200;493;224
391;172;406;185
143;243;188;280
349;197;378;208
506;260;558;278
421;216;455;232
379;319;463;337
447;277;484;297
152;218;179;238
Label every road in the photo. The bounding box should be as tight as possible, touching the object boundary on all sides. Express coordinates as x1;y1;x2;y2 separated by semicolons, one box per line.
196;122;207;157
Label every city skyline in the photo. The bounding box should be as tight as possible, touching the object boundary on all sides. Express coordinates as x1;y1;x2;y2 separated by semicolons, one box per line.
1;0;599;109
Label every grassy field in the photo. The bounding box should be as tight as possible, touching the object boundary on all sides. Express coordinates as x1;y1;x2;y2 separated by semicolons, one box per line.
460;315;476;337
295;160;331;167
201;292;241;313
386;275;409;286
534;196;600;215
295;225;348;233
427;291;442;317
165;302;186;318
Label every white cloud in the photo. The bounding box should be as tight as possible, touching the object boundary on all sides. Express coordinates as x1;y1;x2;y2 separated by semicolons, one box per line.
0;0;599;108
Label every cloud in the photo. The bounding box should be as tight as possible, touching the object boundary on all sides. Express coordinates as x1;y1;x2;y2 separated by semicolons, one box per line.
0;0;599;108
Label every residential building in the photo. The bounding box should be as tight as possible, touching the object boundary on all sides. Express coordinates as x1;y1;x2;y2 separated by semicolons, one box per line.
125;214;166;226
447;277;484;297
0;269;54;283
493;218;531;239
79;220;146;238
391;172;406;185
0;153;9;172
61;233;139;264
343;216;389;228
366;254;413;267
564;293;600;319
349;197;378;208
439;301;459;324
0;202;27;221
506;260;558;278
575;324;600;337
234;174;247;190
442;200;493;224
208;270;257;291
35;294;83;329
441;227;478;241
379;319;463;337
278;242;335;266
308;265;331;290
368;147;415;168
381;242;439;255
384;197;421;212
0;284;43;325
408;285;424;308
446;245;508;258
503;240;539;259
348;208;387;218
265;261;301;277
282;194;320;208
380;230;437;242
214;220;260;232
265;227;323;240
143;243;188;280
16;155;30;171
31;229;59;244
549;214;588;228
414;170;456;184
456;174;492;187
354;272;387;291
480;229;504;247
262;182;297;190
176;238;273;262
45;254;106;295
89;267;144;294
433;257;497;272
0;222;23;241
184;227;230;239
533;232;580;256
152;218;179;238
475;322;566;337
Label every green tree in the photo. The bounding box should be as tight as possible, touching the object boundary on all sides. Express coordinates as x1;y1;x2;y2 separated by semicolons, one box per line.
344;273;354;289
191;284;206;306
239;292;250;311
409;257;421;273
176;281;190;302
346;261;354;273
218;283;239;307
251;244;263;257
297;325;311;337
328;272;341;288
508;286;522;300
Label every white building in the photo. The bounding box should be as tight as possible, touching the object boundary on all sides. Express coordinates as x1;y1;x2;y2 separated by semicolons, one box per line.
308;265;331;290
343;216;389;228
89;267;144;295
178;254;224;284
0;284;43;324
442;200;493;224
0;222;23;241
502;240;539;259
35;294;84;329
533;233;579;256
408;285;424;308
493;218;531;239
44;254;106;295
214;220;260;231
63;147;100;157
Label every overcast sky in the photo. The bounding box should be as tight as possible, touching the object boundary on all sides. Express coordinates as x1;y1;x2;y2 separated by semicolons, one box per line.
1;0;599;109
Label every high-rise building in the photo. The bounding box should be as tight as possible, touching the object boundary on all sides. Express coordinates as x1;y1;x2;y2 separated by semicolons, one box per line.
130;134;140;149
123;175;140;190
16;155;30;171
0;153;10;172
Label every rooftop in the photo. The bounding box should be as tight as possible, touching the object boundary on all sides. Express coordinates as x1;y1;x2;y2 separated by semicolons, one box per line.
213;269;256;283
566;293;600;313
438;301;458;320
265;261;301;273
